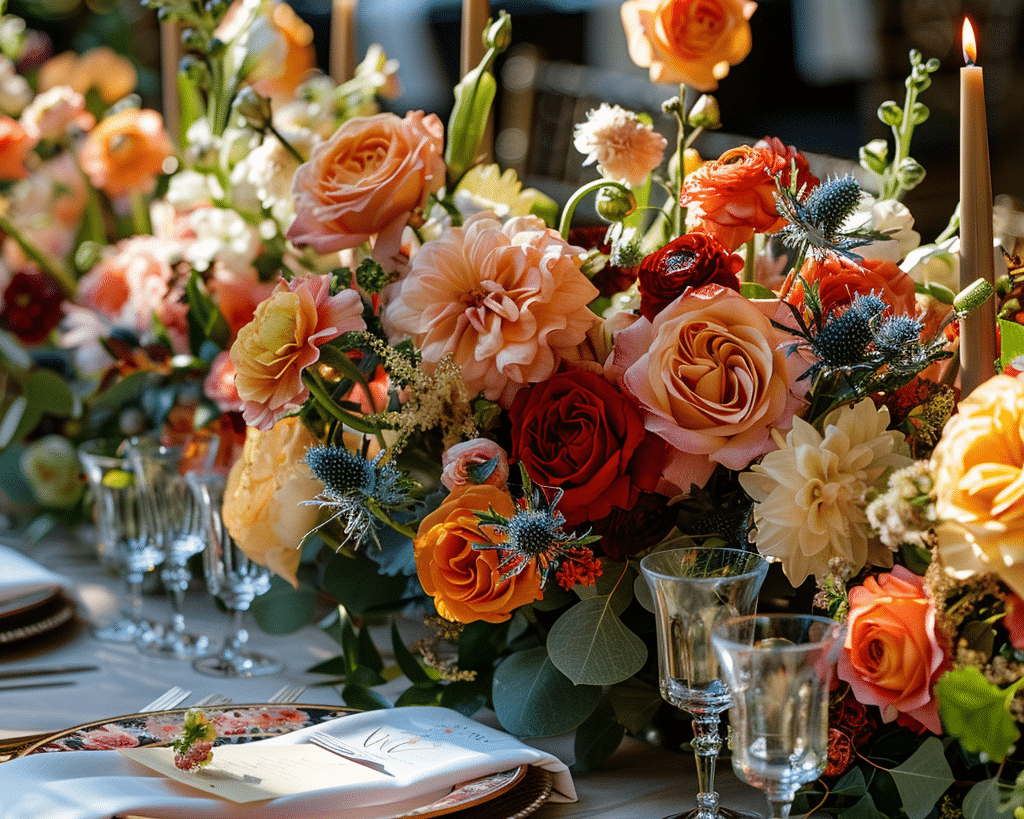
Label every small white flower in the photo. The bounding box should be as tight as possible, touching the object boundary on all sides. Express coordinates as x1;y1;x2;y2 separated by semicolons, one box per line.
0;55;30;116
573;103;667;188
843;194;921;262
901;237;959;294
186;207;261;276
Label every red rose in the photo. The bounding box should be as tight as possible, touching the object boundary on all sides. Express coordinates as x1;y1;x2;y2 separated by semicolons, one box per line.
637;232;743;320
0;269;64;344
509;369;663;529
822;727;854;779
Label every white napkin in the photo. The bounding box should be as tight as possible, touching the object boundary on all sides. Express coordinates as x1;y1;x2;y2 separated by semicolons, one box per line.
0;543;64;607
0;706;576;819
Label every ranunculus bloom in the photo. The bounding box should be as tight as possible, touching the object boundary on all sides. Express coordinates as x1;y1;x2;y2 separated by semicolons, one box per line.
786;253;918;319
79;108;174;198
610;284;803;491
681;136;818;251
386;211;600;408
250;1;317;99
440;438;510;491
414;484;543;624
572;103;667;187
222;416;323;588
20;86;93;141
39;47;137;105
0;269;64;344
204;350;245;414
509;370;663;529
931;374;1024;599
0;115;33;179
837;565;948;735
621;0;757;90
287;110;445;267
231;275;366;430
637;231;742;320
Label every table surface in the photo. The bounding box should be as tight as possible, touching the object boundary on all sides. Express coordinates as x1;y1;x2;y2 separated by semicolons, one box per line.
0;529;768;819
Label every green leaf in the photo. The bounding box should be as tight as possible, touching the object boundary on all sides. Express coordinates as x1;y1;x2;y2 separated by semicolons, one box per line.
572;700;625;773
341;684;391;711
0;396;28;449
395;683;443;707
740;282;778;300
439;678;491;717
391;619;432;685
90;370;149;414
320;552;412;616
23;369;78;418
1000;318;1024;371
607;676;663;735
185;271;231;353
492;646;601;737
963;778;1000;819
306;656;350;676
840;793;889;819
0;329;31;372
936;666;1021;762
888;736;954;819
250;576;319;634
547;596;647;686
357;624;384;674
347;664;387;688
575;561;634;614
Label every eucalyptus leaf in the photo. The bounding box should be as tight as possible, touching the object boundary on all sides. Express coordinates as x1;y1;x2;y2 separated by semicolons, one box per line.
0;329;31;372
439;678;491;717
90;370;149;413
341;684;392;711
936;666;1021;761
607;677;663;735
492;646;601;737
839;793;889;819
888;736;954;819
572;700;625;773
320;551;413;616
395;683;443;707
547;596;647;686
963;778;1000;819
250;576;318;634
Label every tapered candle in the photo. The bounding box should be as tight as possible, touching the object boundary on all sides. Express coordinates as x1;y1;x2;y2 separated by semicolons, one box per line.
331;0;358;84
460;0;489;78
160;21;181;143
959;17;998;396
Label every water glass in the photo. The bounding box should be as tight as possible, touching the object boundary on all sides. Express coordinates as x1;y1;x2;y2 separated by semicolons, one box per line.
187;472;281;677
711;614;845;819
640;546;769;819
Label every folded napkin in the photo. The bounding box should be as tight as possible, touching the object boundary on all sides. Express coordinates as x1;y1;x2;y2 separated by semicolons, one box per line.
0;543;64;608
0;706;576;819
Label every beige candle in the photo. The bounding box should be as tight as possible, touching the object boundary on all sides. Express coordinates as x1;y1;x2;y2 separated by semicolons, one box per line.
160;21;181;143
959;17;998;396
331;0;358;84
460;0;489;78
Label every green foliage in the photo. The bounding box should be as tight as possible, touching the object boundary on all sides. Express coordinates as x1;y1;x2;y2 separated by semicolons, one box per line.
250;576;319;635
546;595;648;686
319;551;416;616
572;700;625;773
936;666;1023;762
888;737;955;819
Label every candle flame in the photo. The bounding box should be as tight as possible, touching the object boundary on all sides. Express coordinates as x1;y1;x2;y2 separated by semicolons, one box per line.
963;18;978;66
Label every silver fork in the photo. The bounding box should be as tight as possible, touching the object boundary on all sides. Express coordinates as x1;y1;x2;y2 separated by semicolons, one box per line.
139;686;191;712
192;693;232;707
309;731;393;776
268;684;306;704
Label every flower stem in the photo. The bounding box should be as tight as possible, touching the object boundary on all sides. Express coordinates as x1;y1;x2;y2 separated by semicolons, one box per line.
673;83;688;239
558;179;632;240
0;214;77;297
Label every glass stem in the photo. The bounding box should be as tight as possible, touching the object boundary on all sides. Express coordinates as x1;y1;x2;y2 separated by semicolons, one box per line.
225;608;248;655
768;799;793;819
690;712;723;819
124;571;146;623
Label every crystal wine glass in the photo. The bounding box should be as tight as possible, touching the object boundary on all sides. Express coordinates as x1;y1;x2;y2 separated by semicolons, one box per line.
640;546;770;819
187;471;282;677
711;614;845;819
78;439;163;644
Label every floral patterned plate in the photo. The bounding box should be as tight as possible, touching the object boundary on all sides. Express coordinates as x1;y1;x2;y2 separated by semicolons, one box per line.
20;704;539;819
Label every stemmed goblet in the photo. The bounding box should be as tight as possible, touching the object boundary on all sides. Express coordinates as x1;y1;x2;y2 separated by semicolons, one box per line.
187;471;282;677
640;546;770;819
711;614;845;819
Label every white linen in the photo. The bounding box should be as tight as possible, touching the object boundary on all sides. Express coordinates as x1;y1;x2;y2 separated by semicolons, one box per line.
0;706;575;819
0;542;65;605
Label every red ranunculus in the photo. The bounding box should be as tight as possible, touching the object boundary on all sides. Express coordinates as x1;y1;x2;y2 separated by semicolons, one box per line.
509;369;663;529
785;253;917;319
637;231;743;320
0;269;64;343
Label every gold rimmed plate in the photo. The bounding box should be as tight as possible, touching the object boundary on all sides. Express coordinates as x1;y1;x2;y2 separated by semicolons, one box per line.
0;587;76;645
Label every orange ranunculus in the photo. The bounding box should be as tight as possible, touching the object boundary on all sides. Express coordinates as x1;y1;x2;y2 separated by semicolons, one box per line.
222;416;322;588
681;136;818;251
785;253;918;319
286;111;445;268
837;566;948;734
78;108;174;198
621;0;757;90
931;374;1024;598
414;484;543;624
38;47;137;105
0;116;34;179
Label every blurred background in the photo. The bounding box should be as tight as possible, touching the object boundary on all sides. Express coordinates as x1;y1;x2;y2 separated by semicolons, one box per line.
13;0;1024;242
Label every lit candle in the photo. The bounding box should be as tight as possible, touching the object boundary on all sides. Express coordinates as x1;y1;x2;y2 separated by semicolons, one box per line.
331;0;358;84
959;17;998;396
460;0;489;78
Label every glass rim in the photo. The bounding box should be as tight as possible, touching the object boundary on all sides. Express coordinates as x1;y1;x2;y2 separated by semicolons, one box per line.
711;613;845;651
639;546;769;583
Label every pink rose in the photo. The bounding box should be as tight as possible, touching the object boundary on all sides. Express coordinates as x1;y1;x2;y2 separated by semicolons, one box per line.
441;438;510;491
609;284;803;491
230;274;366;430
287;111;445;268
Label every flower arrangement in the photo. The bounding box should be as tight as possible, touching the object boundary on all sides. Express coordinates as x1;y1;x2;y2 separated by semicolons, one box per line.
4;0;1024;816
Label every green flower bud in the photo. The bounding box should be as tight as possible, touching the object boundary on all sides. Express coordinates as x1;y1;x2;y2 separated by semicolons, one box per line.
661;95;682;117
954;278;995;313
878;100;903;127
687;94;721;129
925;57;941;73
207;37;226;59
485;11;512;52
595;186;636;222
179;55;207;85
858;138;889;174
234;87;272;130
910;101;929;125
74;241;104;273
205;0;229;16
897;157;926;189
999;297;1021;318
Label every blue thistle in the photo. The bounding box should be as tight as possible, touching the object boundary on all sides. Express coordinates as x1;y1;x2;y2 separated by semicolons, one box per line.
775;174;885;260
804;175;863;238
811;294;886;371
872;314;923;358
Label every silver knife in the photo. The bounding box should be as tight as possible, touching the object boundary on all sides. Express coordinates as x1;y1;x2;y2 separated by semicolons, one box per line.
0;680;76;692
0;665;98;681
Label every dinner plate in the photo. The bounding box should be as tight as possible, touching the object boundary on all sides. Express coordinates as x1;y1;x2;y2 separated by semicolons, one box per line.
18;703;542;819
0;587;76;645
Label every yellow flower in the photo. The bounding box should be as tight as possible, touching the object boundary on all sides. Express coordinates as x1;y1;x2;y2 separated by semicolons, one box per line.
452;164;554;221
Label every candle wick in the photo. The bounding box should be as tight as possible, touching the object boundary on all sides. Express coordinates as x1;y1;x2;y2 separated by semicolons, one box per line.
965;56;976;68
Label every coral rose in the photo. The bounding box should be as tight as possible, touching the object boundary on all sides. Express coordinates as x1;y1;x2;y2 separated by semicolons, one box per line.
610;284;803;491
414;484;543;624
204;351;245;414
637;231;742;320
287;110;445;268
231;275;366;430
222;416;322;587
682;136;818;251
621;0;757;90
931;374;1024;599
440;438;510;491
509;370;663;529
386;211;600;408
79;108;174;198
786;253;918;319
837;565;948;734
0;115;33;179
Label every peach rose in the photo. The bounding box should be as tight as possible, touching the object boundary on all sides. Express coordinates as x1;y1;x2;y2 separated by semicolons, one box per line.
440;438;510;491
837;565;948;734
79;108;174;198
786;253;918;319
231;275;366;430
682;136;818;251
931;374;1024;598
609;284;803;491
414;484;543;624
250;1;317;99
621;0;757;90
222;416;322;587
287;111;445;267
0;116;33;179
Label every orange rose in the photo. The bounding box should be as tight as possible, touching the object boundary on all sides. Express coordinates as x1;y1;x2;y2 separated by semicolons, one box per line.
837;566;948;734
79;108;174;198
414;484;543;624
0;116;34;179
621;0;757;90
681;137;818;251
251;1;317;99
931;374;1024;598
286;111;445;267
785;254;918;319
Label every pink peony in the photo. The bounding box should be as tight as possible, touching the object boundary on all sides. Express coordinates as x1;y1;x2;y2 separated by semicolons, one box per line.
386;211;600;408
440;438;510;491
